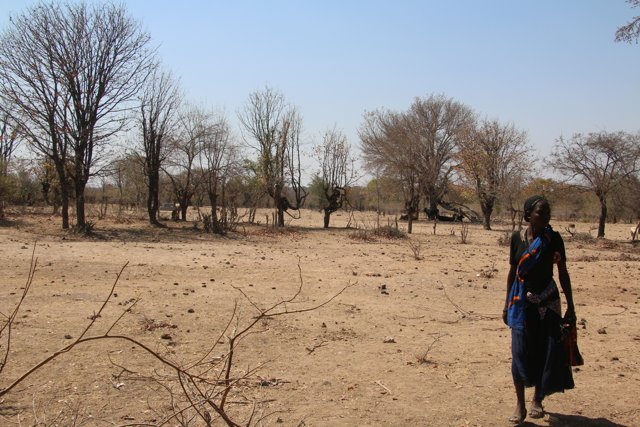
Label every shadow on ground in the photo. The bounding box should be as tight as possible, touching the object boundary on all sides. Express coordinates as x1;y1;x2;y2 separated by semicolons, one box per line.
546;412;628;427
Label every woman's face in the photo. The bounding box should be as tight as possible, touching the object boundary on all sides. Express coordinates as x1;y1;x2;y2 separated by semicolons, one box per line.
529;200;551;230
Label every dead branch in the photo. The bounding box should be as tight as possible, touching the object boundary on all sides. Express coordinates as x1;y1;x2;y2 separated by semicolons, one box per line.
374;380;391;394
0;242;37;377
442;285;501;321
416;333;449;364
1;248;353;427
305;341;328;354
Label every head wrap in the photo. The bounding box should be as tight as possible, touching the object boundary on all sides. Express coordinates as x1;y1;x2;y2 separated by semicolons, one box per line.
523;195;547;222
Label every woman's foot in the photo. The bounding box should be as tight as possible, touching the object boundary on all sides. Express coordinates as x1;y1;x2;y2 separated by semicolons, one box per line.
508;402;526;424
529;400;544;419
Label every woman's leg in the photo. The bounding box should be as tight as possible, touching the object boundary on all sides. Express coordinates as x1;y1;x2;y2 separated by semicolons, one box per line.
529;387;544;418
509;380;527;423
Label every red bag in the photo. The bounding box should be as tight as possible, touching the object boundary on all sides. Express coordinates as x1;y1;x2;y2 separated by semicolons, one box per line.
562;323;584;366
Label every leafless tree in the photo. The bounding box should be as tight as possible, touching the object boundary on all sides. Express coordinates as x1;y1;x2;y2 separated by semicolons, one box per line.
550;131;640;238
239;87;307;227
360;110;421;233
407;94;475;219
0;2;154;231
198;113;240;234
313;127;358;228
112;153;147;214
457;119;532;230
616;0;640;43
0;111;21;219
0;5;72;227
137;66;181;226
164;105;209;221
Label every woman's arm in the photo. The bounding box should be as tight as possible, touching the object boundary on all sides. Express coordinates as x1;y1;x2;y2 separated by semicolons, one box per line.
503;264;517;325
557;258;575;322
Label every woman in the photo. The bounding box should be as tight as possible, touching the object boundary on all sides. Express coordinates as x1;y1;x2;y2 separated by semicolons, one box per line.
503;195;576;424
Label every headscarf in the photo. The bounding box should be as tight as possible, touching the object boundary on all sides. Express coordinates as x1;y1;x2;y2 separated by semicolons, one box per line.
523;195;548;222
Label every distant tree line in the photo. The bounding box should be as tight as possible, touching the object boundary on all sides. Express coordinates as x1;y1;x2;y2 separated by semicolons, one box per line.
1;1;639;238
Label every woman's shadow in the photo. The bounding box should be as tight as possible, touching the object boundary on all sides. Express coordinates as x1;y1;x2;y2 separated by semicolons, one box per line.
543;412;629;427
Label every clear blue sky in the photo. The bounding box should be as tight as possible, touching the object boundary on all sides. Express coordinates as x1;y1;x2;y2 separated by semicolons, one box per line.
2;0;639;181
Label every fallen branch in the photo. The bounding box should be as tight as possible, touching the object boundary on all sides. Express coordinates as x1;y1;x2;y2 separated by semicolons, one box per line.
1;249;353;426
374;380;391;395
305;341;328;354
442;285;501;320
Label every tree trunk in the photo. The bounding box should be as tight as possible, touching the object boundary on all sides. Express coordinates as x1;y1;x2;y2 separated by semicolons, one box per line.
426;197;439;220
75;181;86;230
209;191;221;234
277;207;284;227
60;186;69;228
323;209;331;228
598;196;607;238
147;170;161;226
54;165;70;229
177;189;189;221
480;199;494;231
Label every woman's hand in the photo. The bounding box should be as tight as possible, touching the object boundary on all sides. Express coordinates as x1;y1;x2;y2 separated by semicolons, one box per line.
563;308;576;325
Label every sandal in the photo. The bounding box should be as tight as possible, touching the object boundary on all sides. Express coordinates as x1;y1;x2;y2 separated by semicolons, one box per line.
529;402;544;419
508;406;526;424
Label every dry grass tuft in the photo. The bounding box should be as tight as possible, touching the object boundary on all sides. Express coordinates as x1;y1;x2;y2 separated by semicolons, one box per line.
349;225;406;241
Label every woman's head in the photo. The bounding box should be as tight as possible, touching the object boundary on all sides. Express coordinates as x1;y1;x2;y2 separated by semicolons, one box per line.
523;195;550;226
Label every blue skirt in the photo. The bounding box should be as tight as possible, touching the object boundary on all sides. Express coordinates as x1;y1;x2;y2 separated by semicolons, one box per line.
511;306;575;400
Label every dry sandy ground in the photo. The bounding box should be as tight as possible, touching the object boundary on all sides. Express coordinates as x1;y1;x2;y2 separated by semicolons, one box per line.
0;208;639;427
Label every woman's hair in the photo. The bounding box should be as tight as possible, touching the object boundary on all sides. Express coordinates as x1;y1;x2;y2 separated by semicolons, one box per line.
523;195;548;222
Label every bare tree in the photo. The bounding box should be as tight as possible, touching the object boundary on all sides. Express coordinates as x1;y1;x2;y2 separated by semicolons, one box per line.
550;131;640;238
0;5;72;227
239;87;307;227
137;67;181;226
198;113;239;234
0;2;154;231
457;119;532;230
0;111;21;219
112;152;147;214
164;105;209;221
313;127;358;228
616;0;640;43
360;110;421;233
407;94;475;219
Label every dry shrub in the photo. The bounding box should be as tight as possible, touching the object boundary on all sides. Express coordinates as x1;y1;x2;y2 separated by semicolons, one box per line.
497;231;512;246
478;262;498;278
373;225;406;239
349;225;406;241
459;223;469;244
252;226;301;238
348;229;376;242
406;238;423;260
572;232;595;243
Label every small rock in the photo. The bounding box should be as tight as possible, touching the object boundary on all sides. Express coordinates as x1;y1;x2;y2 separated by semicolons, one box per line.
383;336;396;343
187;308;195;313
161;333;172;340
597;327;607;334
64;334;73;339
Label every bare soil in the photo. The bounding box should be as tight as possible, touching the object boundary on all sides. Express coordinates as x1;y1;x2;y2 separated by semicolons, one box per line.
0;207;639;426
